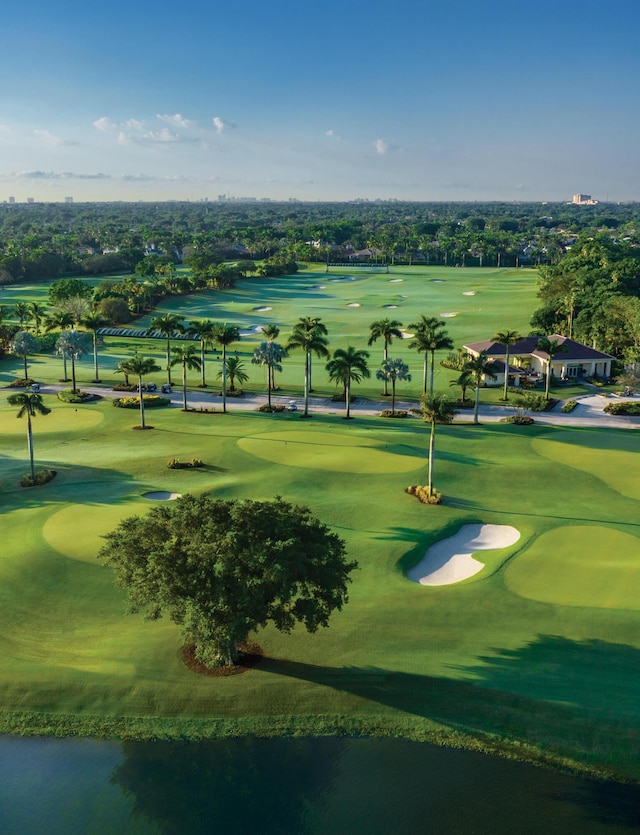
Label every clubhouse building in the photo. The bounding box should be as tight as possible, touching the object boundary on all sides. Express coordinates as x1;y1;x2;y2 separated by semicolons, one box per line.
463;335;615;388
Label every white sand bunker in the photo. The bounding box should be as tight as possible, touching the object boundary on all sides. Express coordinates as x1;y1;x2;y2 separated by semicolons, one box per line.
253;306;272;312
347;302;361;307
389;278;403;283
309;284;326;290
401;331;415;339
384;304;398;308
440;312;457;318
408;524;520;586
430;279;444;283
143;491;182;501
331;276;357;282
462;291;476;296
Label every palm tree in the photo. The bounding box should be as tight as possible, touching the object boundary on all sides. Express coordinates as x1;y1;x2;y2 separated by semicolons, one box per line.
325;346;371;419
45;309;75;381
286;318;329;417
212;323;240;413
537;336;568;399
450;367;474;404
56;329;87;394
367;318;403;395
8;392;51;483
148;314;185;386
28;302;47;335
464;351;499;424
122;353;161;429
10;331;39;380
218;356;249;393
261;324;281;392
14;302;31;329
252;341;286;411
170;345;202;410
188;319;216;387
494;329;521;401
115;359;132;387
82;311;106;383
408;316;454;395
376;358;412;415
421;394;457;498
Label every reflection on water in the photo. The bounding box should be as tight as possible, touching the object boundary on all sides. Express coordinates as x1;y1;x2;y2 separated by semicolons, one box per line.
0;735;639;835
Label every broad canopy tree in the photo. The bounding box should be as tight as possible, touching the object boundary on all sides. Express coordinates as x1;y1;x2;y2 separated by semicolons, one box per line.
98;495;357;668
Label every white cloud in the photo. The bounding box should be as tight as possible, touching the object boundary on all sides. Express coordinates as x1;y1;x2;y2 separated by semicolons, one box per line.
374;139;389;155
11;170;111;180
213;116;236;134
325;129;341;139
33;129;77;147
143;128;179;143
117;131;131;146
125;118;145;131
93;117;118;132
157;113;192;128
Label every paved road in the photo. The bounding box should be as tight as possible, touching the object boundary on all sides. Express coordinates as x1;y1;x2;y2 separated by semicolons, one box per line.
22;384;640;431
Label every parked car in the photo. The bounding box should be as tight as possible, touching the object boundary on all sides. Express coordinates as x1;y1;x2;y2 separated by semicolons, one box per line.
287;400;298;411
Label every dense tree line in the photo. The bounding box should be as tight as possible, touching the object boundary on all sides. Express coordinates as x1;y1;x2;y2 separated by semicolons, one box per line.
1;200;639;284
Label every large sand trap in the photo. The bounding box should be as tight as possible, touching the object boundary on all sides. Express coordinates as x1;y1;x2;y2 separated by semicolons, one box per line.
347;302;361;307
389;278;403;283
331;276;357;282
143;491;181;501
462;291;476;296
440;312;457;318
408;524;520;586
401;331;415;339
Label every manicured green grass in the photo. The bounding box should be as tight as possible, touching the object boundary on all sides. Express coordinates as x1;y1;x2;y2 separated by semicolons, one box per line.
505;526;640;609
1;266;540;403
2;385;640;779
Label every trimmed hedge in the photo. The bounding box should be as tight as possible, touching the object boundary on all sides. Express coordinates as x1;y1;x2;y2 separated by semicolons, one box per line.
604;401;640;416
112;396;171;409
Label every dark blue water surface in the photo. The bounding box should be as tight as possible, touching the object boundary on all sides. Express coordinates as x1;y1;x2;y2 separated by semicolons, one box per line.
0;735;639;834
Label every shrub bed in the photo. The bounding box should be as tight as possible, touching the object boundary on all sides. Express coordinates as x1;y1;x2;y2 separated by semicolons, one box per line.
112;384;137;392
20;469;56;487
8;378;33;388
58;389;98;404
112;396;171;409
167;458;205;469
502;415;535;425
380;410;408;418
258;403;285;412
405;484;442;504
561;400;579;413
604;401;640;416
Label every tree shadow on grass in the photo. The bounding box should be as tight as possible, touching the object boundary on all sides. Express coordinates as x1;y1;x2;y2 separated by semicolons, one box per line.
257;640;640;788
0;458;138;516
444;496;640;529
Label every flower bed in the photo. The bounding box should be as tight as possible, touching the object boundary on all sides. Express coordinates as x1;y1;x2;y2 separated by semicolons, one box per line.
112;396;171;409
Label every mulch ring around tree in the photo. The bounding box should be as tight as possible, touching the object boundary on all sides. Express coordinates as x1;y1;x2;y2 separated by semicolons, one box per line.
182;641;264;676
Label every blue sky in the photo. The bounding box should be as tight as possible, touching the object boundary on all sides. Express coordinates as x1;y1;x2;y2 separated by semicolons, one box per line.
1;0;639;202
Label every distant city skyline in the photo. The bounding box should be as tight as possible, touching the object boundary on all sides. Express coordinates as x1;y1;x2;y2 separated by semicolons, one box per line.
1;0;639;203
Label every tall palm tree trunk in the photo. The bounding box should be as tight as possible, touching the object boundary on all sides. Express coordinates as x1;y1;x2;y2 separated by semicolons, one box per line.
503;347;510;400
303;353;310;416
345;380;351;419
545;360;551;399
71;355;77;394
62;351;69;382
138;376;146;428
23;355;28;379
474;384;480;424
391;379;396;414
428;421;435;494
422;354;428;395
222;346;227;413
429;350;435;396
27;413;35;482
92;332;100;382
267;367;272;411
182;362;188;410
382;343;389;395
200;340;206;387
166;338;172;385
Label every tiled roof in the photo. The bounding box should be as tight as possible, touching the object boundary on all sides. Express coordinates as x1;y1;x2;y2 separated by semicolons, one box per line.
464;335;615;361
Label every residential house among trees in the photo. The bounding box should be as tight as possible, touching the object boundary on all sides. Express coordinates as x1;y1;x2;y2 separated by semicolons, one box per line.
463;335;615;387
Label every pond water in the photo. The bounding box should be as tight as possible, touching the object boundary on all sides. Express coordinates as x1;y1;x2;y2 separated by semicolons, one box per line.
1;735;639;834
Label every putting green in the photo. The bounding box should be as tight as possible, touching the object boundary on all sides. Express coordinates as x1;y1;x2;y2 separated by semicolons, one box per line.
237;430;423;474
532;438;640;501
0;404;104;435
43;501;148;563
504;526;640;610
